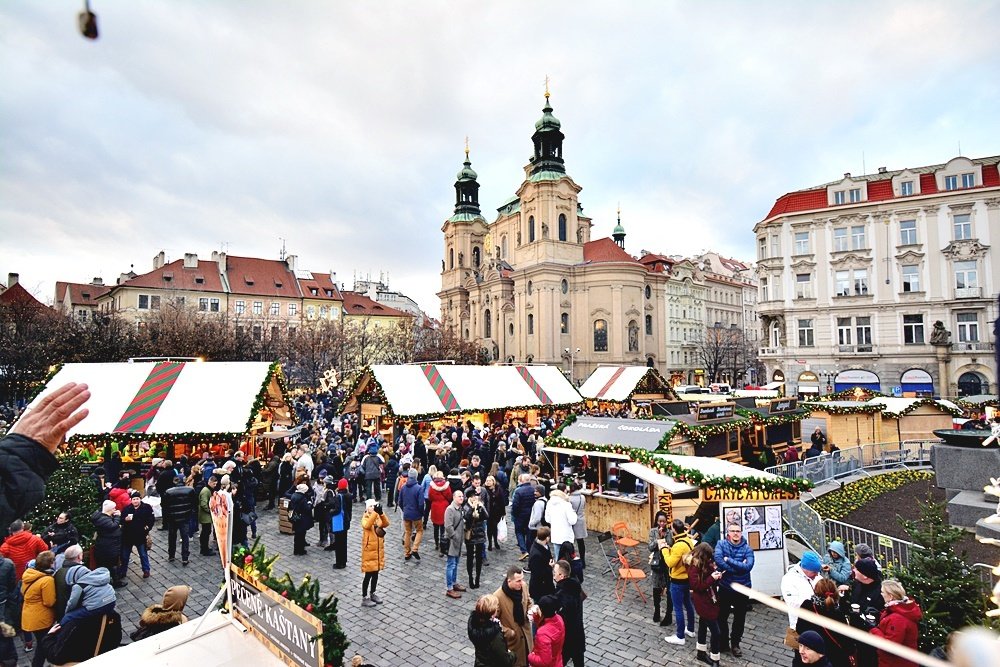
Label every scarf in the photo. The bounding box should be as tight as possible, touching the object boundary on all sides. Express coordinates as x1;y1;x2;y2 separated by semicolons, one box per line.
502;579;525;625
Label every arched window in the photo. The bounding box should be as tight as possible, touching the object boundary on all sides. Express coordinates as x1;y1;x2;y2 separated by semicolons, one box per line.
958;372;985;396
627;320;639;352
527;314;534;335
593;319;608;351
508;322;514;336
561;313;569;334
449;248;454;269
558;214;567;241
645;285;652;299
645;314;653;335
527;280;533;295
472;247;481;268
501;235;508;259
561;279;568;294
484;309;491;338
529;216;535;243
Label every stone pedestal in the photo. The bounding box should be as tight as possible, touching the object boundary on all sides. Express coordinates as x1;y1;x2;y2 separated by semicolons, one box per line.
930;444;1000;531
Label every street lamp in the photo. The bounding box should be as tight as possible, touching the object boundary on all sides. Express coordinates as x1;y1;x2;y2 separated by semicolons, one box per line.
564;347;581;384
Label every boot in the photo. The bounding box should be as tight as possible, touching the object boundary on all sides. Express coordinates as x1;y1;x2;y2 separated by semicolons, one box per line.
652;589;661;623
475;562;483;589
709;652;721;667
696;644;711;665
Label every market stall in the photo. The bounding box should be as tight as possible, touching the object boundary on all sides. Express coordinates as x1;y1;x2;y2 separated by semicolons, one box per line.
27;361;293;461
803;401;884;446
341;363;583;435
737;397;808;459
653;402;755;461
578;365;680;416
870;397;961;442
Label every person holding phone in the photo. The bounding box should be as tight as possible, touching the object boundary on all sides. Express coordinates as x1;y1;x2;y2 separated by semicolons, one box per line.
464;492;489;589
360;499;389;607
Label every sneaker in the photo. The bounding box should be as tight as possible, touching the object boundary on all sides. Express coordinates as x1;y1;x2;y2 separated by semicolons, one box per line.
412;552;420;561
361;596;376;608
446;590;462;599
685;629;696;638
370;593;383;604
518;553;529;561
664;635;685;646
24;641;33;653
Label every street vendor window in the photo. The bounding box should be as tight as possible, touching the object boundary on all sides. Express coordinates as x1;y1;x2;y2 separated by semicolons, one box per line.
593;319;608;351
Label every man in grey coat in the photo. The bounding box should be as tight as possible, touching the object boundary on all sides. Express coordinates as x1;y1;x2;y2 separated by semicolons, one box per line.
443;490;466;599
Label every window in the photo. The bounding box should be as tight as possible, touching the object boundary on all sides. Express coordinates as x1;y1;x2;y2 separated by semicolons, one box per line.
558;214;567;242
508;322;514;336
138;294;160;310
856;317;872;350
501;235;508;259
253;301;263;315
484;309;491;338
900;180;914;196
627;320;639;352
288;303;297;317
837;317;852;346
962;173;975;188
199;297;209;312
758;237;766;259
851;225;866;250
833;228;848;252
270;302;280;316
528;216;535;243
593;319;608;352
797;319;814;347
527;280;533;295
527;314;534;335
319;306;328;319
794;232;809;255
307;305;315;319
644;285;651;299
472;247;480;268
235;300;245;315
903;314;924;344
760;277;768;301
210;298;220;313
795;273;813;299
953;213;971;240
899;220;916;245
770;235;780;257
252;325;262;341
849;188;862;203
944;175;958;191
645;314;653;336
835;270;850;296
954;260;978;289
834;191;846;205
957;313;979;343
853;269;869;295
561;313;569;334
449;248;454;269
901;265;921;292
562;279;569;294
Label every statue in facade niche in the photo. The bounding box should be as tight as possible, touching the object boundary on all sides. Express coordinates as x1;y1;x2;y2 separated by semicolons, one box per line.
930;320;951;345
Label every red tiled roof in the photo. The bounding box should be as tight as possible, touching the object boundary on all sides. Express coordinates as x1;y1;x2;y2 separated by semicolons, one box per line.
919;173;938;195
582;238;639;264
342;292;410;318
56;281;109;306
763;189;829;219
298;272;343;301
225;256;301;298
0;282;47;310
121;259;224;292
866;179;894;202
638;253;672;273
984;164;1000;187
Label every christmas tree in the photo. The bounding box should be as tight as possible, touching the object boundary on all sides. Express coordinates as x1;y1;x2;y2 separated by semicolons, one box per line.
896;495;987;651
26;453;100;548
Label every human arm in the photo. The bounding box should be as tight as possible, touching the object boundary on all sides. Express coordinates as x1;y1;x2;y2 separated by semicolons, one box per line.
65;583;82;615
726;543;754;575
828;558;852;585
663;542;683;568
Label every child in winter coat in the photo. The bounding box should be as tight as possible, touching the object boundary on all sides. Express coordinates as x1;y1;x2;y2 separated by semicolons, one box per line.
61;566;117;626
685;542;722;667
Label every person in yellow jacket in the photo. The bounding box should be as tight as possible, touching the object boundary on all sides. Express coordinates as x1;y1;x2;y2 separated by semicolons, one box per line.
662;519;697;646
360;499;390;607
21;550;57;667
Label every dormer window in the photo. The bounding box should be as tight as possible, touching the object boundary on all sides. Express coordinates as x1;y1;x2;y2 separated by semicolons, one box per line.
195;276;205;284
244;276;254;285
834;191;846;205
849;188;862;203
899;180;913;196
274;280;283;288
310;287;318;296
325;289;333;297
162;272;173;282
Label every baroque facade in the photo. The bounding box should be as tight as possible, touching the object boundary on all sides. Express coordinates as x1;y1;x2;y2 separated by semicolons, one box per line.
437;95;672;383
755;155;1000;398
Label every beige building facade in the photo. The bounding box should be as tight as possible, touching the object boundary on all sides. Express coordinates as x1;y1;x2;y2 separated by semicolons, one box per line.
754;155;1000;398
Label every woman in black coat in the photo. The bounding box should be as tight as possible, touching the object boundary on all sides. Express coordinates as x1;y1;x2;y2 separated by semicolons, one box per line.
91;502;124;586
463;495;488;589
277;453;294;501
288;484;314;556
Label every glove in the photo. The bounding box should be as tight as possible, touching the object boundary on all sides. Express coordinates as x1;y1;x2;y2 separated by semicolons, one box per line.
374;503;383;515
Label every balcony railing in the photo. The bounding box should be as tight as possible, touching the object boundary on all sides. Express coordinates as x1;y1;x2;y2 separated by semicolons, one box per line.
955;286;983;299
953;341;994;352
836;344;876;355
758;346;780;357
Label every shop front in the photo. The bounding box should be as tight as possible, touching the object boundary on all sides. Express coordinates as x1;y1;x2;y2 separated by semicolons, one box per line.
738;397;807;459
900;368;934;397
834;369;881;393
797;371;820;398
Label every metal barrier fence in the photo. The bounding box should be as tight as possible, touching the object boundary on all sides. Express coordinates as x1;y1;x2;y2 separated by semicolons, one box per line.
766;440;937;487
824;518;921;571
784;499;827;555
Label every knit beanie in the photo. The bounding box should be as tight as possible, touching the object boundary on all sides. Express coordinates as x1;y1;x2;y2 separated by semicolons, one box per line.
854;558;879;580
799;551;822;573
337;478;349;491
798;630;826;654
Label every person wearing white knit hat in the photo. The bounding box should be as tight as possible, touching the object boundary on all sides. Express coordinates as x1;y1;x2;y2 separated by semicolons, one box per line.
92;499;125;587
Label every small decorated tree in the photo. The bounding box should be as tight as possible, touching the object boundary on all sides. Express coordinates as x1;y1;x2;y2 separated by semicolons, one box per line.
26;453;100;547
896;496;986;651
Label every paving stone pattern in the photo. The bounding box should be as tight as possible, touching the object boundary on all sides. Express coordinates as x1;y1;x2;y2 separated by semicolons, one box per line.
15;506;791;666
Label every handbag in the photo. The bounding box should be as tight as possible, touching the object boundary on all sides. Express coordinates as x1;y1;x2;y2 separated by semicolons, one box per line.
783;626;799;649
497;520;508;543
145;533;153;550
374;525;386;538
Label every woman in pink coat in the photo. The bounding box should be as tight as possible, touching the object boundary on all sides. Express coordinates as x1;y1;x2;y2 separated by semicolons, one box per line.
427;471;453;555
528;595;565;667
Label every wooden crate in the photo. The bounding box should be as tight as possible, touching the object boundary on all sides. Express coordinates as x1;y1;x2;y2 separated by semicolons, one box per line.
278;497;293;535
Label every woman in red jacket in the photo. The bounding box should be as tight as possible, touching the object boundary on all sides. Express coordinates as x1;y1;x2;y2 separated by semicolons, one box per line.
870;579;922;667
427;471;453;555
686;542;722;667
527;595;565;667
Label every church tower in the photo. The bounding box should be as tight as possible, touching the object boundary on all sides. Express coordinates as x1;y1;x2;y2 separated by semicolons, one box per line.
613;207;626;249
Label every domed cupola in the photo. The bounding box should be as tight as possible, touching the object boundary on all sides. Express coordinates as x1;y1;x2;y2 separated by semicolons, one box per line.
453;140;481;217
529;82;566;178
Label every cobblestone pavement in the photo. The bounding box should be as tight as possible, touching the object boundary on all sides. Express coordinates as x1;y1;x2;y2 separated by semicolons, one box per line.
15;506;791;666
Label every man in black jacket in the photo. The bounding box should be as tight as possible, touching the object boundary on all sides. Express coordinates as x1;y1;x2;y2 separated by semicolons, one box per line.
554;559;585;666
0;383;90;531
92;500;125;587
161;484;198;566
527;526;554;602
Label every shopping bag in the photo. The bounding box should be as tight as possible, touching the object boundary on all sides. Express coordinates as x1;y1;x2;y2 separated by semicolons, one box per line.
497;519;508;543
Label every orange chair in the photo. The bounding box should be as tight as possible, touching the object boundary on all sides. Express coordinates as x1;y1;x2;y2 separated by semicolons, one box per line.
615;550;647;603
611;522;641;564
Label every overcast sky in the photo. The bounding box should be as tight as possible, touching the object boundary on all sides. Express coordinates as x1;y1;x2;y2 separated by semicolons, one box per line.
2;1;998;313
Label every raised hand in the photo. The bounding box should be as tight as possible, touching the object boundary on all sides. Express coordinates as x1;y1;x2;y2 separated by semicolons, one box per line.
11;382;91;453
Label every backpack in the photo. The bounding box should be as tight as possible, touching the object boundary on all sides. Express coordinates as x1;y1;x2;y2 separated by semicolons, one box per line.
313;490;331;521
348;459;361;480
327;491;342;517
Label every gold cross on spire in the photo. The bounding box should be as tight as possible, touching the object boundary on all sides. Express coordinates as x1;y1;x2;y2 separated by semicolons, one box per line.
617;202;621;222
465;136;470;159
544;74;550;101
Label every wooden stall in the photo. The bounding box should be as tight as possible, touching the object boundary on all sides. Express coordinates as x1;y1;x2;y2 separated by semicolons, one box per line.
654;402;755;462
737;397;808;461
578;366;681;417
871;397;961;442
804;401;884;446
28;361;293;461
341;364;583;436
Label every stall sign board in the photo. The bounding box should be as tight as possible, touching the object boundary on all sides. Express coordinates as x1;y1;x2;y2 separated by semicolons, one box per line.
768;398;798;415
697;403;735;422
229;565;324;667
722;504;784;551
559;417;675;451
704;487;798;502
657;491;673;522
